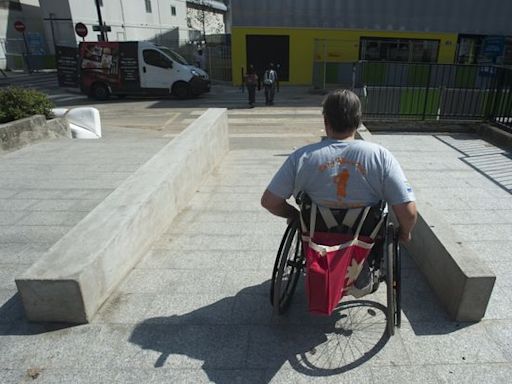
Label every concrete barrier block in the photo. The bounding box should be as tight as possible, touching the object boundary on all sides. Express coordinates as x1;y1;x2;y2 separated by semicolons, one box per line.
358;123;496;322
66;107;102;139
16;108;229;323
406;204;495;321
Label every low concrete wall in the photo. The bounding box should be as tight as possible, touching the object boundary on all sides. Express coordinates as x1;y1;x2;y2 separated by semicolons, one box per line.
476;123;512;149
16;108;229;323
407;205;495;321
363;120;480;133
357;124;495;322
0;115;71;153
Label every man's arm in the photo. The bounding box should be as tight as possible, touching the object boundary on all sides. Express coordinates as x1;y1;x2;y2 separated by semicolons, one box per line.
391;201;417;243
261;189;298;222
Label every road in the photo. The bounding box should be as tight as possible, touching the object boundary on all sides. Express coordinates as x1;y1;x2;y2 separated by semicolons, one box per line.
1;71;328;141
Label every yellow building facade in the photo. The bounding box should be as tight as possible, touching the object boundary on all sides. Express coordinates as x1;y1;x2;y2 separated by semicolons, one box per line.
232;27;458;85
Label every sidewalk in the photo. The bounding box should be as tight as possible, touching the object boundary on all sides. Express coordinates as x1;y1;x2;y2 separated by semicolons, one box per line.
0;107;511;383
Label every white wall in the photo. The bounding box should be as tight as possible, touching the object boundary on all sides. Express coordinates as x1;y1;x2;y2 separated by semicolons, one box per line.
38;0;227;54
65;0;190;47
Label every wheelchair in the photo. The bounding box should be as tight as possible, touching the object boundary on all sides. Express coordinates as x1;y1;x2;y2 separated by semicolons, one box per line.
270;193;401;336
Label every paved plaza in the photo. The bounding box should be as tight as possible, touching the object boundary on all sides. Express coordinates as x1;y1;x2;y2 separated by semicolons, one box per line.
1;85;512;383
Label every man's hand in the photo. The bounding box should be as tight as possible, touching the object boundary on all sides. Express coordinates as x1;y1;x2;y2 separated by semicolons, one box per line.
286;209;300;226
398;227;412;243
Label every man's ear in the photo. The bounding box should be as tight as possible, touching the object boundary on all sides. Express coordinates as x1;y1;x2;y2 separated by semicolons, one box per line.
324;116;331;131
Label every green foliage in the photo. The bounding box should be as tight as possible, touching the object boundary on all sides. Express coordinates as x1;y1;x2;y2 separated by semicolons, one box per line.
0;87;55;124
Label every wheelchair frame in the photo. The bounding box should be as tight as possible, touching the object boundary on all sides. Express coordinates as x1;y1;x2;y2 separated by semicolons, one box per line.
270;212;401;336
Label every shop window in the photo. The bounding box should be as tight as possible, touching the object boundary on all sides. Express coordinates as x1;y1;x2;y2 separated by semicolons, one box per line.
456;35;483;64
360;37;439;63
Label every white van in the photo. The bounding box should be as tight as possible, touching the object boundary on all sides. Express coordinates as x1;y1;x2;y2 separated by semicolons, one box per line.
79;41;210;99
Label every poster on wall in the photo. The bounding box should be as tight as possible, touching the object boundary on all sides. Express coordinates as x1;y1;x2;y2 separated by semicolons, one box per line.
79;41;140;92
478;36;505;77
56;45;79;87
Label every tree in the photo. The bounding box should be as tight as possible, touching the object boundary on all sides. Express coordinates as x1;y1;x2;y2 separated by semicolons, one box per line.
187;0;225;46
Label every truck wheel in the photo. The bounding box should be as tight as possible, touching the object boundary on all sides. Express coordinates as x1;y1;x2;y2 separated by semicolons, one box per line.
91;83;110;100
172;82;191;99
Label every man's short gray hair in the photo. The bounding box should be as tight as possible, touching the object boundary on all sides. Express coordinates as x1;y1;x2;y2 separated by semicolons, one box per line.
322;89;362;133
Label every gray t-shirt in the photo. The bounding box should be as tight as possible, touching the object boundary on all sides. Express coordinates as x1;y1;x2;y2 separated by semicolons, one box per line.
267;138;415;208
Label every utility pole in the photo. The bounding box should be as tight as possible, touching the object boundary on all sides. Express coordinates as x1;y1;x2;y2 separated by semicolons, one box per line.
94;0;106;41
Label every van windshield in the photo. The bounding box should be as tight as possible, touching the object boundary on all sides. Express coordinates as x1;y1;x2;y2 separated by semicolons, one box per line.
158;47;188;65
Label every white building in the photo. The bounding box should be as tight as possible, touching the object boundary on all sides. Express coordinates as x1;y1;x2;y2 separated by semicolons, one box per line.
38;0;228;53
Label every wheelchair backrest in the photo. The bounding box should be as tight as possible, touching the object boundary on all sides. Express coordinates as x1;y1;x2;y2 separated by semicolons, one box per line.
296;192;387;238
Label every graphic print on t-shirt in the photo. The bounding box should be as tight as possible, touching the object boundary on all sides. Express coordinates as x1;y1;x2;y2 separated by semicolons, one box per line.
333;169;350;198
318;156;367;205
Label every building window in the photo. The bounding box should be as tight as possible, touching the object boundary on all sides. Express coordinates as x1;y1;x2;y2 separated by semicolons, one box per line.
171;5;176;16
145;0;152;13
360;37;439;63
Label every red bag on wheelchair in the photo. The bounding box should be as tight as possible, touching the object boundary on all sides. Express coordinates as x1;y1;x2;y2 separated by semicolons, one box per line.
300;201;384;316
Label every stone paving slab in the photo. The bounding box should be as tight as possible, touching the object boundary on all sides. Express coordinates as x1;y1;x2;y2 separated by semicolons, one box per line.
1;102;512;383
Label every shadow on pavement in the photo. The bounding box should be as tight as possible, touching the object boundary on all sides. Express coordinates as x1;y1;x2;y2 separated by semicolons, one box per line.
0;293;72;335
434;134;512;194
398;250;475;335
55;86;325;110
129;281;391;383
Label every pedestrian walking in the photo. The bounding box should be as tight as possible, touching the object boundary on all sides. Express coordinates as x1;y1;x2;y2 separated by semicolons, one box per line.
245;64;258;107
263;63;278;105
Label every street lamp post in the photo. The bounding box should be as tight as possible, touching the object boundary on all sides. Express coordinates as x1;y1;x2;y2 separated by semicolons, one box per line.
94;0;106;41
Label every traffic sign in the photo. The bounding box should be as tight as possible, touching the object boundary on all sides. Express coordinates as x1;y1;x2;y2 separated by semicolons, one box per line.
14;20;26;33
75;22;88;38
92;25;111;32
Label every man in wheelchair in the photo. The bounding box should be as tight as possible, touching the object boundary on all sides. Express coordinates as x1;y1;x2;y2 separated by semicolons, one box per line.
261;89;417;322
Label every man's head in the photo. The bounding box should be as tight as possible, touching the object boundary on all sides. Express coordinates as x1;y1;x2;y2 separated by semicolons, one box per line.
322;89;362;135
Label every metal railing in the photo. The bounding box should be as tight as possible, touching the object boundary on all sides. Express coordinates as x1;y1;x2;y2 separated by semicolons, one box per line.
335;62;512;132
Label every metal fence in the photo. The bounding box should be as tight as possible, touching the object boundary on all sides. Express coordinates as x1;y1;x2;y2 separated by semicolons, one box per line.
314;60;512;132
174;44;232;82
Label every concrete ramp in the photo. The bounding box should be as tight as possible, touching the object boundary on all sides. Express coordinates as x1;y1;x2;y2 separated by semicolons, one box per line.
16;108;229;323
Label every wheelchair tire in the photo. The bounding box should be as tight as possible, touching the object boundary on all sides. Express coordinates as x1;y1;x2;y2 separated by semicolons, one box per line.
386;223;395;336
394;230;402;328
270;220;304;314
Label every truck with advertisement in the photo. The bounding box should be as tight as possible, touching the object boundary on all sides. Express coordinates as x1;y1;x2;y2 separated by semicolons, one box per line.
79;41;210;99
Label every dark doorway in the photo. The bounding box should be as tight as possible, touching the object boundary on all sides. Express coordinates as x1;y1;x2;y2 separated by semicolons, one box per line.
246;35;289;82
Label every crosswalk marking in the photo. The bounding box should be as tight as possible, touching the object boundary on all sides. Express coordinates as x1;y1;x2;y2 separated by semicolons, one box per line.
47;93;73;99
56;95;86;102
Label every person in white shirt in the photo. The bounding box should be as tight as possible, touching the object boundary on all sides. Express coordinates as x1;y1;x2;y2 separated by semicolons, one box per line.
263;63;279;105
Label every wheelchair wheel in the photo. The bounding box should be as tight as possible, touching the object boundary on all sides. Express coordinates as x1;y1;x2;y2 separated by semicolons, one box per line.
385;223;395;336
393;230;402;328
270;220;304;314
